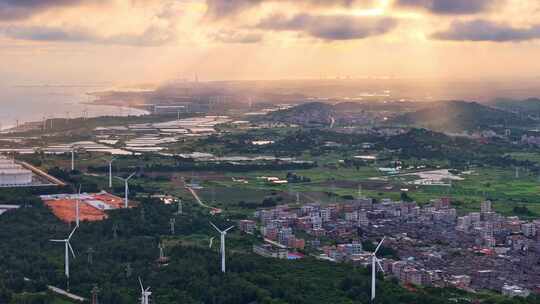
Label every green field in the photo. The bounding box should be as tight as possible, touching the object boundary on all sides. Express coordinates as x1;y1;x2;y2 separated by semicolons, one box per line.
19;149;540;219
209;165;540;217
508;152;540;163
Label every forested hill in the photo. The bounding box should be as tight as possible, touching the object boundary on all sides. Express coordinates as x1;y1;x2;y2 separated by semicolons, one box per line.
490;98;540;117
264;102;335;126
389;100;535;132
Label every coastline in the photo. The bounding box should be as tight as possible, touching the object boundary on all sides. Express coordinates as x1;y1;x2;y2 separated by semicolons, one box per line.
0;85;152;132
0;103;150;132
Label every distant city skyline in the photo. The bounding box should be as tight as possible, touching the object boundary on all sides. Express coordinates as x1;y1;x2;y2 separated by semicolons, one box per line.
0;0;539;85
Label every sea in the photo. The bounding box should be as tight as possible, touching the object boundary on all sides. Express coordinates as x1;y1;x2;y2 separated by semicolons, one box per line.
0;85;149;130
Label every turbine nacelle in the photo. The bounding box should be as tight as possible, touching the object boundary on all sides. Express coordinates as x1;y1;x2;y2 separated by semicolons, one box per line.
210;222;234;235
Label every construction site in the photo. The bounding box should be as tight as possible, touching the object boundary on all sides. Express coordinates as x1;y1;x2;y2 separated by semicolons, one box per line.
40;191;126;223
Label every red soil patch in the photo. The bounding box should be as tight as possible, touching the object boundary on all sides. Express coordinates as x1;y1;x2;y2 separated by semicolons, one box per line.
43;192;126;223
45;199;107;222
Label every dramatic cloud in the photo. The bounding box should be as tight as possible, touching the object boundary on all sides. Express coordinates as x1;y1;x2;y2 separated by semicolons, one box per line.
257;13;397;40
432;20;540;42
395;0;499;14
0;0;96;20
205;0;362;19
210;29;263;43
3;24;176;46
205;0;259;19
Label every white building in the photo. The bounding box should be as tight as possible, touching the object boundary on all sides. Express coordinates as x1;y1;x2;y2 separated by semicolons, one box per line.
481;200;492;213
0;162;22;169
470;212;481;223
502;284;530;298
521;223;536;238
0;157;32;186
320;208;331;222
456;216;472;232
345;211;358;221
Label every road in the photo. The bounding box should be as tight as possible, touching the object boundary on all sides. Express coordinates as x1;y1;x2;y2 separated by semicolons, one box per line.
48;285;86;302
24;277;86;302
186;187;222;214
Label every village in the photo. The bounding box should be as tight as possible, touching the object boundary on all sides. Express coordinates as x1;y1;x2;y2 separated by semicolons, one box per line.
246;196;540;298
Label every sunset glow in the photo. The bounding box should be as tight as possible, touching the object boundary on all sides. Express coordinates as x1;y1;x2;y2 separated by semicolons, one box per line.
0;0;539;84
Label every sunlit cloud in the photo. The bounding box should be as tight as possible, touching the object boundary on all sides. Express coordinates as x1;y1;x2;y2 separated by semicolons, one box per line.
2;23;177;46
204;0;379;19
210;29;264;43
394;0;502;15
0;0;101;20
432;20;540;42
257;13;397;40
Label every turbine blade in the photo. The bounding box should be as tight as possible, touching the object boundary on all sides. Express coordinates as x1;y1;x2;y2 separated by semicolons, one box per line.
209;222;221;233
374;237;385;255
68;225;78;240
50;239;65;242
224;226;235;233
139;277;144;292
127;172;136;180
376;259;385;273
68;242;76;258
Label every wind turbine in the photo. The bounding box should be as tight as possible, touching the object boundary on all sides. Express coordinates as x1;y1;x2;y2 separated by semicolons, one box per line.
50;226;78;286
117;172;136;208
138;277;151;304
108;157;116;188
176;199;183;215
71;148;75;171
210;222;234;273
169;218;176;235
370;237;386;302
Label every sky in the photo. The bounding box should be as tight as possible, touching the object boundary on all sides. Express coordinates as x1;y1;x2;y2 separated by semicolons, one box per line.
1;0;540;85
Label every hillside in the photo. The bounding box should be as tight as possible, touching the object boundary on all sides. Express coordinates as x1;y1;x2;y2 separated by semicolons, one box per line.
389;100;534;132
265;102;336;126
490;98;540;117
333;101;426;113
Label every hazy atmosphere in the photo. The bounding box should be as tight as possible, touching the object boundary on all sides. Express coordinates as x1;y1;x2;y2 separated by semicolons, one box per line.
4;1;540;304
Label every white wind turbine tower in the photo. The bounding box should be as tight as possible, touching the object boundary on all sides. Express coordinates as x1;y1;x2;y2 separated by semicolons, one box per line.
117;172;136;208
50;226;78;287
138;277;151;304
108;157;116;188
210;222;234;273
370;237;386;302
71;148;75;171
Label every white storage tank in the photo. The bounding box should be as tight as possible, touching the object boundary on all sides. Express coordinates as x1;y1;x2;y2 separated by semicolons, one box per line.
0;169;33;186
